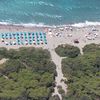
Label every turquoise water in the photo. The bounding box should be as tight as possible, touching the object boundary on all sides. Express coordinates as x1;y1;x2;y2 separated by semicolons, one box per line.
0;0;100;25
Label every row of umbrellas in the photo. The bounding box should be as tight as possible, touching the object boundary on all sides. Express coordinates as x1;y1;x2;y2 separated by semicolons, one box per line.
0;32;47;45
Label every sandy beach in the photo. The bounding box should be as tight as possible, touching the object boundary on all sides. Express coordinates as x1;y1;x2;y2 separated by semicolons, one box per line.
0;24;100;100
0;24;100;49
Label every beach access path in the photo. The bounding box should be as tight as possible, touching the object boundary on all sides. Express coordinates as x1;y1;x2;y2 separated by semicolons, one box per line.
49;49;67;100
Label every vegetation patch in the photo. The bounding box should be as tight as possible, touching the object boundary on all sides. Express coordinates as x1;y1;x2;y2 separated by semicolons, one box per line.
83;43;100;53
0;47;56;100
55;44;80;58
62;44;100;100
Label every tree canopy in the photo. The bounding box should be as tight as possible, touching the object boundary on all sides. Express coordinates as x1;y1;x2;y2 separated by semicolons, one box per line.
61;44;100;100
55;44;80;58
0;47;56;100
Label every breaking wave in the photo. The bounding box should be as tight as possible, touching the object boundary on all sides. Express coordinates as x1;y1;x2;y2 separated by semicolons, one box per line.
0;21;100;28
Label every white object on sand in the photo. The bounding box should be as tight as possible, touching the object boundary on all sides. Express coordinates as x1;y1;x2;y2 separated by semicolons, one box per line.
25;41;28;44
87;37;92;40
94;33;98;36
5;42;8;45
33;41;36;43
13;41;16;45
59;28;64;31
1;39;4;42
67;34;72;37
48;32;52;35
48;29;52;32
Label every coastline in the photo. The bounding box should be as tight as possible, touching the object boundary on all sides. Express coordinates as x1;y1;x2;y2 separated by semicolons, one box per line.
1;21;100;28
0;22;100;100
0;22;100;49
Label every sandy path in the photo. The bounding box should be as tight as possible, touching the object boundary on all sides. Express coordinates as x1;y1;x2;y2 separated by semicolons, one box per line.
49;49;67;100
0;58;8;65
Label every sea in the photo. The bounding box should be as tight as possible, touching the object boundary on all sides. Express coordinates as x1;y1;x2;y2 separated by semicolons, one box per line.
0;0;100;27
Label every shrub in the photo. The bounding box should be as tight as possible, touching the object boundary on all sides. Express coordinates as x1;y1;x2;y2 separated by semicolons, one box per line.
55;44;80;58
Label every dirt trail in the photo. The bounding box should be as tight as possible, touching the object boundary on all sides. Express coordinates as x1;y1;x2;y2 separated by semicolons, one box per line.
49;49;67;100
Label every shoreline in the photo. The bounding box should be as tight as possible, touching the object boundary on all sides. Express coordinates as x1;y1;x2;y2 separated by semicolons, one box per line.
1;20;100;28
0;22;100;100
0;23;100;49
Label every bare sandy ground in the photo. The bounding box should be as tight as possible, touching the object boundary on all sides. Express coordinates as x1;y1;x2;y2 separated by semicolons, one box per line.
0;58;8;65
0;24;100;99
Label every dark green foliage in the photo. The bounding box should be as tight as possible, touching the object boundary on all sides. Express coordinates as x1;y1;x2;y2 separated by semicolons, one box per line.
0;47;56;100
0;47;8;60
62;44;100;100
49;95;60;100
83;43;100;53
55;44;80;58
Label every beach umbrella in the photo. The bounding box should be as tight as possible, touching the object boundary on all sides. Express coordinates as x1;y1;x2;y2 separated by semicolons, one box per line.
21;33;23;35
28;33;31;35
40;38;43;41
65;26;69;30
39;33;42;35
44;35;46;38
59;28;64;31
1;39;4;42
33;41;35;43
94;33;98;36
25;41;28;44
32;38;35;41
32;36;35;39
5;34;8;37
24;33;26;36
1;33;4;36
45;42;47;44
48;32;52;35
33;41;36;45
29;36;31;39
18;43;20;45
13;41;16;45
21;36;23;39
36;33;38;35
43;33;46;35
55;33;58;36
37;42;40;45
67;34;72;37
48;29;52;32
40;41;43;44
5;42;9;45
40;35;42;38
13;33;16;36
9;42;12;45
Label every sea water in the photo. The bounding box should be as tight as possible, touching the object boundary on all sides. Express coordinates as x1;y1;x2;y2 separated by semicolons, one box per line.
0;0;100;26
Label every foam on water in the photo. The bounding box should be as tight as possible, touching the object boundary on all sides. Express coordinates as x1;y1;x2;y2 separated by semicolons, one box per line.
35;12;62;19
1;21;100;28
71;21;100;27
